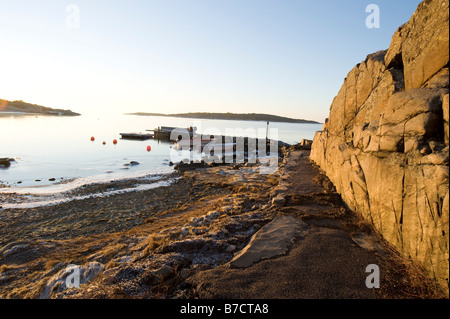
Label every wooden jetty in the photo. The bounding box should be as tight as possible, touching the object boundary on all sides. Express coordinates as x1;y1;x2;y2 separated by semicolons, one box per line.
119;126;195;141
119;132;154;140
150;126;196;141
120;126;291;156
172;134;288;155
119;126;193;141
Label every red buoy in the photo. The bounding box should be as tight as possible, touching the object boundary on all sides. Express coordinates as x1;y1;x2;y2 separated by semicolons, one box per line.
91;136;95;141
147;146;151;152
113;139;117;145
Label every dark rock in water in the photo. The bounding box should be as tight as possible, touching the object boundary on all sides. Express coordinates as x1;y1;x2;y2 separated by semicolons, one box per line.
35;179;41;182
0;159;11;168
49;178;56;182
124;161;140;166
17;181;22;184
169;161;174;166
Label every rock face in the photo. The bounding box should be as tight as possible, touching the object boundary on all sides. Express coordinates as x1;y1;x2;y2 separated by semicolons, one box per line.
310;0;449;294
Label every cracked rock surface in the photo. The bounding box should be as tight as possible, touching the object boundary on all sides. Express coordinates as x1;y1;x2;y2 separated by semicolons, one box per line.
310;0;449;294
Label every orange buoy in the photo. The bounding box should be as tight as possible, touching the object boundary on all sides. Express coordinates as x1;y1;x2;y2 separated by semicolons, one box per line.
113;139;117;145
147;146;151;152
90;136;95;141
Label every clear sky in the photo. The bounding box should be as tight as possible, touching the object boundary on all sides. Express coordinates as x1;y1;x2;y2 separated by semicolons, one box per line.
0;0;422;122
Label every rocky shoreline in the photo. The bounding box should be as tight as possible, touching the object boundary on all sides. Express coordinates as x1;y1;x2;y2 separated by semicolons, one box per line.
0;152;283;298
0;145;444;299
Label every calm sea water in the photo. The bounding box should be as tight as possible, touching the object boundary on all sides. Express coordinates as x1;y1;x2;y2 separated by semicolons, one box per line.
0;114;322;193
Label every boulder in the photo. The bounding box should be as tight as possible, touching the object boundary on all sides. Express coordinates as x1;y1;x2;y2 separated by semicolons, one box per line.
300;139;313;149
0;160;11;168
271;195;286;207
40;262;104;298
0;158;14;168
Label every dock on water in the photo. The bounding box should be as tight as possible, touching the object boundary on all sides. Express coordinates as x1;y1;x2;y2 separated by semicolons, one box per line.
120;126;291;154
119;132;154;140
119;126;195;141
151;126;196;141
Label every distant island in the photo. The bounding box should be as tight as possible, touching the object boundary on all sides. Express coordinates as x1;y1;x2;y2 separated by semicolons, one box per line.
0;99;80;116
126;112;320;124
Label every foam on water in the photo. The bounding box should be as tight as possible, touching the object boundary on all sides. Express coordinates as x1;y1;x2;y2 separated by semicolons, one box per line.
0;175;179;209
0;165;174;195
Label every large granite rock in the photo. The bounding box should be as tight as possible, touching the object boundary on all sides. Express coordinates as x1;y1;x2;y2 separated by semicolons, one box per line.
385;0;449;90
311;0;449;294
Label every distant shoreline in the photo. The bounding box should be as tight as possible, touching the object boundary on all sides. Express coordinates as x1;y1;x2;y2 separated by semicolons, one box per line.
125;112;321;124
0;99;80;117
0;111;74;117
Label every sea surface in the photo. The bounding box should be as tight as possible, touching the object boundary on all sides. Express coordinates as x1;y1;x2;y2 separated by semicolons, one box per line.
0;113;322;204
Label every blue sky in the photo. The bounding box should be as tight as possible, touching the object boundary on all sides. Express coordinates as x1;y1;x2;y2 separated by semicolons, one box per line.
0;0;422;121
